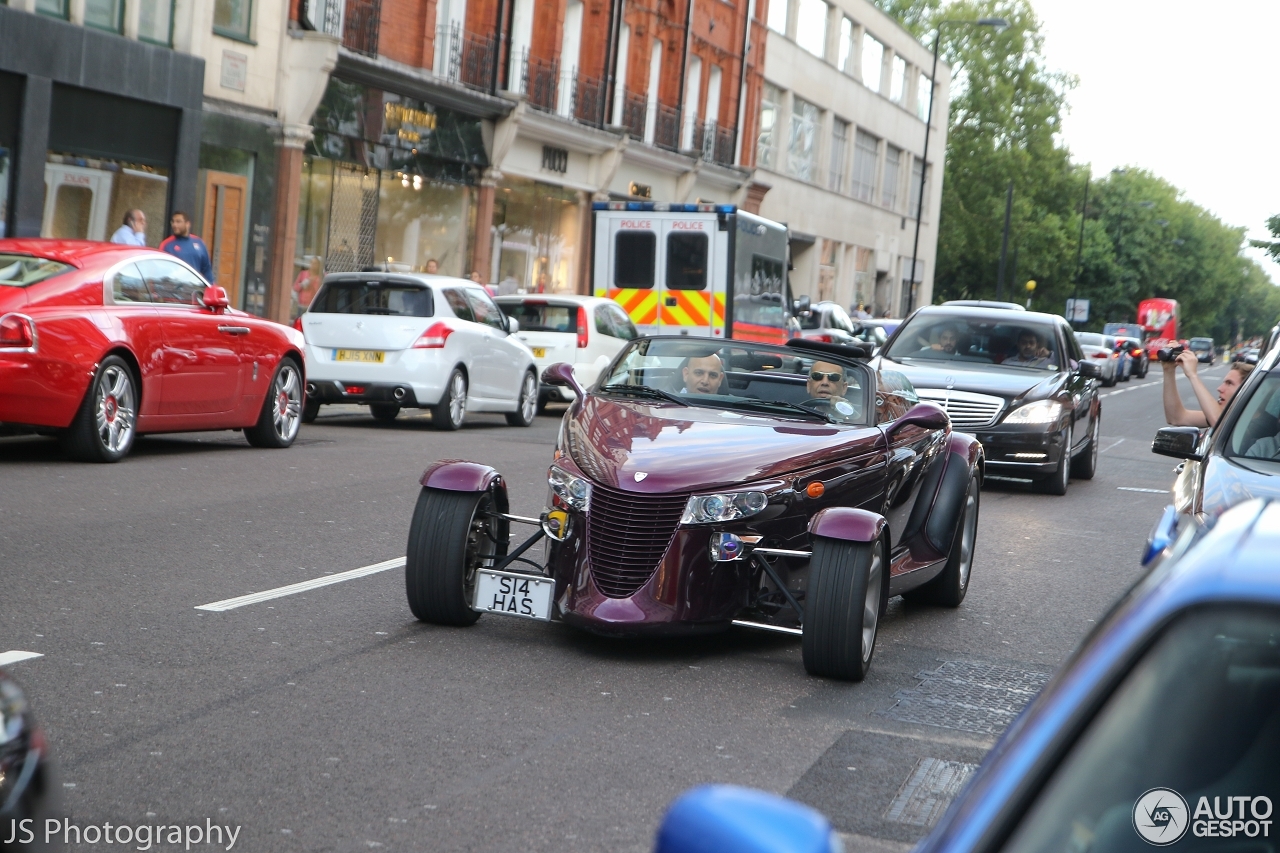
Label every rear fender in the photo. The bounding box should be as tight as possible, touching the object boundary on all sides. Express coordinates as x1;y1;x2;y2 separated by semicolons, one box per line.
808;507;887;543
922;434;983;555
419;460;511;513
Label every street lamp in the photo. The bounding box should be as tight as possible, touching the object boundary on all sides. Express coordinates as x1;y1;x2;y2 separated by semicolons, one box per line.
905;16;1008;315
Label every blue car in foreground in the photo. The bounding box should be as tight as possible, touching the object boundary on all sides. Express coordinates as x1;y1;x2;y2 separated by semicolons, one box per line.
655;498;1280;853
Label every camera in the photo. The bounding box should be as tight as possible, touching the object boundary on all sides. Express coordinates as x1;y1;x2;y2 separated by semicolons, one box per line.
1157;345;1185;362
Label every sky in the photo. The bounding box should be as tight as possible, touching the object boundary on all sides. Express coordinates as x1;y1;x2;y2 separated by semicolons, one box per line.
1029;0;1280;285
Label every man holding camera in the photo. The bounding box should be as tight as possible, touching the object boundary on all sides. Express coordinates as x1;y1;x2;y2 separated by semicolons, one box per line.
1162;346;1253;428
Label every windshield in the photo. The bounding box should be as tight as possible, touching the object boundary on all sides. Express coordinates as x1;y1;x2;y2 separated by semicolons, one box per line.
885;315;1061;371
1189;339;1213;351
1227;371;1280;466
498;301;578;333
0;254;74;287
597;338;871;425
310;280;434;317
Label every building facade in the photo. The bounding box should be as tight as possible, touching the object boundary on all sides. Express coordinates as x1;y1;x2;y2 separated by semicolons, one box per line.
754;0;949;317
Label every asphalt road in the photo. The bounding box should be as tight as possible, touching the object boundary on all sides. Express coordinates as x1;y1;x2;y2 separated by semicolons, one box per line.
0;363;1223;853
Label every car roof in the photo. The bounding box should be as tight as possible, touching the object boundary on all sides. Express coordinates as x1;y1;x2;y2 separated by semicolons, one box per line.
913;305;1063;325
494;294;612;306
321;271;476;288
941;300;1027;311
0;238;160;267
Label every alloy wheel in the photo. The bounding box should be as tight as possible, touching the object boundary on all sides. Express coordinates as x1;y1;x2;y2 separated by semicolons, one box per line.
956;483;978;590
1060;425;1072;492
95;364;136;454
449;372;467;427
463;493;499;601
272;363;302;442
520;374;537;422
861;544;884;663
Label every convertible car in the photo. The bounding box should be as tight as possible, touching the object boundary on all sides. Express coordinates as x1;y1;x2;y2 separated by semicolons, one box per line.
403;336;984;681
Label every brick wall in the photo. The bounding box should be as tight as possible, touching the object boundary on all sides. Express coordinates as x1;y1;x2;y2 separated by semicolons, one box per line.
376;0;437;68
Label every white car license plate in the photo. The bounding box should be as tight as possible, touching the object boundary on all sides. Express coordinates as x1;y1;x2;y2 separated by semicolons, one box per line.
473;570;554;621
335;349;385;363
532;347;546;358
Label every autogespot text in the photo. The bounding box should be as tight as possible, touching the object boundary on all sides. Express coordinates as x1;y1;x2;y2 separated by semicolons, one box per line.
4;818;241;850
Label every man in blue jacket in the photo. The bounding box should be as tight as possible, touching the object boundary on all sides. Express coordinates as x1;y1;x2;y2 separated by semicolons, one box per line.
160;211;214;282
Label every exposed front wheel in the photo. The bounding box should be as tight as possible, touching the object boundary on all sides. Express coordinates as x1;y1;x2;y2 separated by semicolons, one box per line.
60;355;138;463
1071;412;1100;480
802;536;887;681
431;369;467;431
505;371;537;427
1036;424;1072;496
245;358;303;448
405;488;505;625
905;474;979;607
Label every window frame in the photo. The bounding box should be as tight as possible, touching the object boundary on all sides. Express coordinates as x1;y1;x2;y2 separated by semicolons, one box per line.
665;232;709;292
882;144;901;210
851;129;879;203
138;0;177;46
766;0;788;35
757;84;781;170
34;0;70;19
213;0;254;43
614;231;657;289
787;97;819;182
82;0;125;34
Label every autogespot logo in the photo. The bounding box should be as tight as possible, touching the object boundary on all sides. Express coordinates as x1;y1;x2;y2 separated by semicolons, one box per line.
1133;788;1190;846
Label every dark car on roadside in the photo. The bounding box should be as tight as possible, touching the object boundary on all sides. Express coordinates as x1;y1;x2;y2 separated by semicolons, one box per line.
403;336;984;682
0;669;55;844
873;306;1103;496
1189;336;1215;364
1145;343;1280;564
653;497;1280;853
1116;335;1148;378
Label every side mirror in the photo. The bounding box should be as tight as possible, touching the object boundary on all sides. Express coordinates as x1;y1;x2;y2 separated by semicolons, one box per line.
506;315;520;334
654;785;836;853
202;285;230;311
889;401;949;435
1078;360;1102;379
793;294;811;316
542;362;585;405
1152;426;1204;461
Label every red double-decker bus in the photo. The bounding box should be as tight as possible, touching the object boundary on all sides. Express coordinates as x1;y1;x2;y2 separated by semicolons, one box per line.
1136;298;1180;357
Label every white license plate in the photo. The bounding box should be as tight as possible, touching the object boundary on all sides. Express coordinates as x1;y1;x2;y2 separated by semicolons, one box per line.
473;569;554;621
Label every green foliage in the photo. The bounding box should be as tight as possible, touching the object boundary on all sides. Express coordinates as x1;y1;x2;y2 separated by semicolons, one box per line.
870;0;1279;339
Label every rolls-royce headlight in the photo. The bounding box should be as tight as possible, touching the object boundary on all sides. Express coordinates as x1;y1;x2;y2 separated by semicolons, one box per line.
548;466;591;510
681;490;769;525
1002;400;1064;425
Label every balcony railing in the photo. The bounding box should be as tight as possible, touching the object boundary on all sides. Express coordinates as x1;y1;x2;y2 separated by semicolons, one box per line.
570;71;605;127
693;121;735;166
305;0;344;36
653;104;681;151
437;21;496;92
620;91;646;140
520;50;560;113
342;0;379;56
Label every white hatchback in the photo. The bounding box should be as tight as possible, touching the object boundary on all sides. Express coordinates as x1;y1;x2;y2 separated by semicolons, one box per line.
494;295;638;408
299;273;538;429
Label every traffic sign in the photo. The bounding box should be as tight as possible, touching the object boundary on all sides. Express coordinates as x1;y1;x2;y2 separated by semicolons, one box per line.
1066;298;1090;323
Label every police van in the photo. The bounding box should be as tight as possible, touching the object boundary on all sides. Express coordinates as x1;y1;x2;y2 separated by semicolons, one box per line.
591;202;797;342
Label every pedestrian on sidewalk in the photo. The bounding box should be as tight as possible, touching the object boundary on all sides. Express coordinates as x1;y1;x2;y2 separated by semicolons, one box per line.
160;212;214;282
110;209;148;246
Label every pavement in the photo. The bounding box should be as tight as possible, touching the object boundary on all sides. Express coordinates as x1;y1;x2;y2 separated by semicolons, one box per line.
0;365;1220;852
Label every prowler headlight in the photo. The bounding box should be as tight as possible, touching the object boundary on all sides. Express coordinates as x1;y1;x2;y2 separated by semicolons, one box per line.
548;466;591;511
681;491;769;525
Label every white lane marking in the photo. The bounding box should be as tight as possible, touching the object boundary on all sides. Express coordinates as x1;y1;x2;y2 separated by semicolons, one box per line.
0;650;44;667
195;557;406;612
1117;487;1169;494
1101;438;1126;453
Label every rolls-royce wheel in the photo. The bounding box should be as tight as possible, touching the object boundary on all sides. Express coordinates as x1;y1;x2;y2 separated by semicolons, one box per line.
246;358;303;448
61;355;138;463
505;371;537;427
802;535;887;681
904;473;979;607
1036;424;1072;496
431;368;467;431
405;488;506;625
301;397;321;424
370;403;401;423
1070;412;1100;480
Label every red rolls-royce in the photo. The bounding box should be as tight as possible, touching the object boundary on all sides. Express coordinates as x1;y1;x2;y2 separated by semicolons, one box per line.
0;240;306;462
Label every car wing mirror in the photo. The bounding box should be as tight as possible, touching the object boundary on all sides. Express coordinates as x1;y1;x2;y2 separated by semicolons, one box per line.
888;402;949;436
202;285;230;312
1152;426;1204;461
654;785;836;853
542;362;585;408
506;315;520;334
1078;360;1102;379
793;294;811;316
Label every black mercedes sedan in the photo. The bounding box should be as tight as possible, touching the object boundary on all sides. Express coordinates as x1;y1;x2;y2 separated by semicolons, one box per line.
872;305;1103;495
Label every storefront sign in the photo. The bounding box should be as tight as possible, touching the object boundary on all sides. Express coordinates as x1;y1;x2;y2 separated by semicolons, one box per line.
220;51;247;92
384;103;437;145
541;146;569;174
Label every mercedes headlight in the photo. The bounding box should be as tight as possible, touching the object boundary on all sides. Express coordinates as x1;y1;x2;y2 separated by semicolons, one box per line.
681;491;769;525
548;466;591;511
1002;400;1064;425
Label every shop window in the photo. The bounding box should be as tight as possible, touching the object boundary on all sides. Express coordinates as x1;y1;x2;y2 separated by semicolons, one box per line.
214;0;252;40
666;233;707;291
492;177;582;295
614;232;655;288
50;185;93;239
43;153;169;246
376;173;476;278
35;0;69;18
139;0;175;45
84;0;124;32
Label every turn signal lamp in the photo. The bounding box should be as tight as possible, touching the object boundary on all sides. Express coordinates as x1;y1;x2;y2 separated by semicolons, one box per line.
0;314;35;349
577;307;589;349
806;482;825;498
413;322;454;348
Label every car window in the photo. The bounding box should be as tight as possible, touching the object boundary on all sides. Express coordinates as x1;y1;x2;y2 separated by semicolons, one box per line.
605;303;638;340
137;259;206;306
615;232;656;289
1000;606;1280;853
885;315;1061;371
1228;371;1280;463
876;369;919;424
465;288;506;330
501;301;577;333
666;232;708;291
1063;325;1085;364
310;280;433;317
0;254;74;287
442;288;474;322
594;305;613;338
111;263;151;303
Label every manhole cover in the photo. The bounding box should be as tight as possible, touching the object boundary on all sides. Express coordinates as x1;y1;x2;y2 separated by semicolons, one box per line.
884;757;978;827
881;660;1051;735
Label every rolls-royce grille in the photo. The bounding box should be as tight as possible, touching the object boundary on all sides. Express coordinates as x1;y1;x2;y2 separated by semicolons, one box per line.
587;483;688;598
915;389;1005;430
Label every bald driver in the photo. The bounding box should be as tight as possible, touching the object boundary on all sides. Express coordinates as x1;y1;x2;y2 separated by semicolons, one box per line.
680;353;726;394
806;360;849;401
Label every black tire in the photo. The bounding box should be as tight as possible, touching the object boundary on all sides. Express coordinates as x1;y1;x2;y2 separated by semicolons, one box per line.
60;355;138;463
802;536;887;681
1102;369;1117;387
405;488;505;625
904;474;979;607
1036;424;1072;496
1070;410;1100;480
302;397;320;424
245;358;303;448
505;371;538;427
370;403;401;423
431;368;467;431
